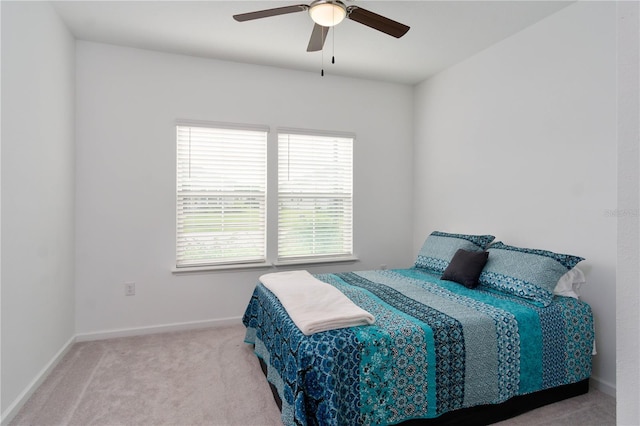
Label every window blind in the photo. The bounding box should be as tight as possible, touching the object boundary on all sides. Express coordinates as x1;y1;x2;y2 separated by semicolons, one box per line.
176;124;267;267
278;132;353;261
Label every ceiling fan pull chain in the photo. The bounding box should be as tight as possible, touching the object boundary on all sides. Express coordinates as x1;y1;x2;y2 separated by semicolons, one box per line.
332;22;335;64
321;27;325;76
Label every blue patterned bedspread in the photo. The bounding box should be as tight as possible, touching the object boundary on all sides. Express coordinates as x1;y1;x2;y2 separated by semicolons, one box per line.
242;269;594;425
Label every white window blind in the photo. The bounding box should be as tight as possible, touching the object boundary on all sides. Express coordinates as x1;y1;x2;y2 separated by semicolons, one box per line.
278;132;353;261
176;124;267;267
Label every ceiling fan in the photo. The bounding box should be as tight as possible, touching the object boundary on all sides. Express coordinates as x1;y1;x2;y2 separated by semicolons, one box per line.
233;0;410;52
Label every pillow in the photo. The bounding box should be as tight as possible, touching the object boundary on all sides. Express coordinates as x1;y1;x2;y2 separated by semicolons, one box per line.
441;249;489;289
554;267;586;299
478;242;584;306
415;231;495;274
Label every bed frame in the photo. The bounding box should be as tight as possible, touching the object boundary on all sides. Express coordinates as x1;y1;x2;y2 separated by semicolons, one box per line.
257;357;589;425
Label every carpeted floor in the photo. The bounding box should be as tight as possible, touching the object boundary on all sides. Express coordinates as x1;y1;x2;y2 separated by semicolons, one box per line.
10;324;615;426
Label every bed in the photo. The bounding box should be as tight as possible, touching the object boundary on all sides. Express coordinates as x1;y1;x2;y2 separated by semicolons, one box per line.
242;232;594;425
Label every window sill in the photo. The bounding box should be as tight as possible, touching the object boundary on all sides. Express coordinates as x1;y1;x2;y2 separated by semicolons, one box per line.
172;262;273;275
171;256;359;275
273;256;359;267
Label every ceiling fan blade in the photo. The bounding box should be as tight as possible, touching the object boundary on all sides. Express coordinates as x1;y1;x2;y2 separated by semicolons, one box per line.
233;4;308;22
346;6;410;38
307;24;329;52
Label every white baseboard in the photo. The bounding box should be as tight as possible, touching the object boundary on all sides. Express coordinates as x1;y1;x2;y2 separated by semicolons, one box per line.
1;335;76;426
75;316;243;342
590;375;616;397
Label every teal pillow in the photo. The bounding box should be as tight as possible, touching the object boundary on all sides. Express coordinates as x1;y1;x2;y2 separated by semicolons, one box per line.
479;242;585;306
415;231;496;274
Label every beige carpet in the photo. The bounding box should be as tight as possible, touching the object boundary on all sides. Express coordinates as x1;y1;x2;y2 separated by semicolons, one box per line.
11;324;615;426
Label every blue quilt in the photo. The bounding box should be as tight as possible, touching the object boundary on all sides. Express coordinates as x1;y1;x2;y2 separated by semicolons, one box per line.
242;269;594;425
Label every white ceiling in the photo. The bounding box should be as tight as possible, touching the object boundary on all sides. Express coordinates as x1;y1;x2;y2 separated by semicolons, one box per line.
51;1;573;85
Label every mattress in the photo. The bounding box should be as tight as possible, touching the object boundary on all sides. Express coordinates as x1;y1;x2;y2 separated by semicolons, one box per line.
243;268;594;425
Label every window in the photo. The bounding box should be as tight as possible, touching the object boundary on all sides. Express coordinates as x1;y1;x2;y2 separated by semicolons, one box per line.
175;124;354;269
278;131;353;262
176;123;267;267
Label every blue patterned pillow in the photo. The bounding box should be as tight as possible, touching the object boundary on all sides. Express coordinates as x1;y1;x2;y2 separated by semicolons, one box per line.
415;231;496;274
479;242;585;306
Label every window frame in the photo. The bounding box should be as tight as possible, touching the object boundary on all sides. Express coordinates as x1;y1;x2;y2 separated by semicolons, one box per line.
173;122;357;273
175;120;269;269
275;128;355;264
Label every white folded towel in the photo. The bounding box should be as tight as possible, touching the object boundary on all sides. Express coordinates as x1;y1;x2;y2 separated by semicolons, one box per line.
259;270;375;336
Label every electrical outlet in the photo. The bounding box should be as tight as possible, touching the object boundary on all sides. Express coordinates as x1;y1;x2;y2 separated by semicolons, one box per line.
125;282;136;296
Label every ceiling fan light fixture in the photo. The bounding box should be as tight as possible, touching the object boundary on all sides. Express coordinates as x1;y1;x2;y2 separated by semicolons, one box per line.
309;1;346;27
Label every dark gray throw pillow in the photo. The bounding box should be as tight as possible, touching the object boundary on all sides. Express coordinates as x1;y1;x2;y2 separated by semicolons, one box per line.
441;249;489;289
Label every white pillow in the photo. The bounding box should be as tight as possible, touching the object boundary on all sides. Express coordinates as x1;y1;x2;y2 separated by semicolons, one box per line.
553;267;586;299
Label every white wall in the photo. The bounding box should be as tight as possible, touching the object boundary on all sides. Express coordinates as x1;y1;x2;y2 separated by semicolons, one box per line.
1;1;76;419
615;1;640;423
413;1;617;393
74;42;414;336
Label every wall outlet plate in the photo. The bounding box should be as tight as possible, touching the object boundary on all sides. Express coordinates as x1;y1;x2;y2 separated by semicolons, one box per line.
125;282;136;296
